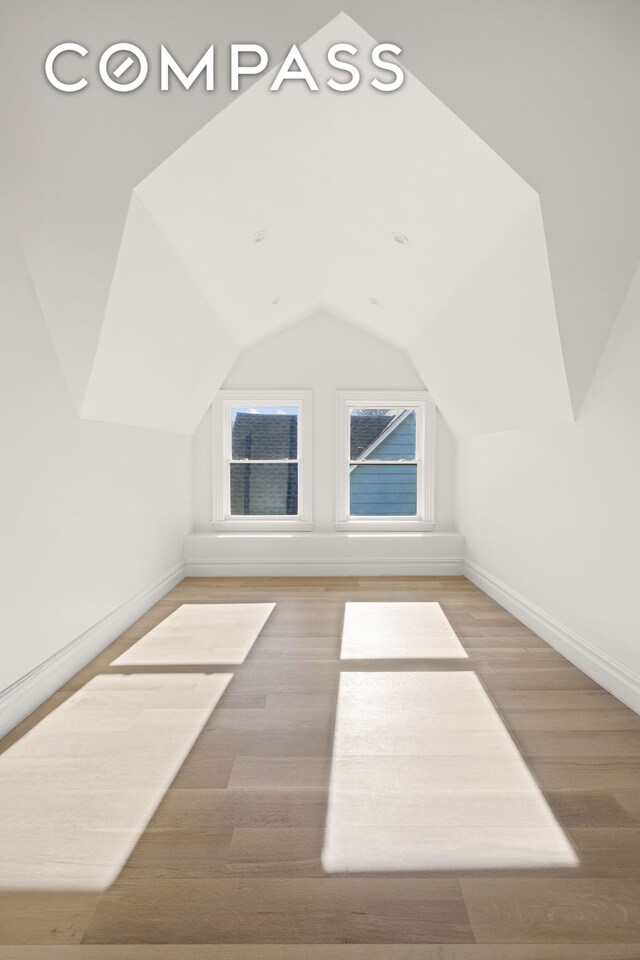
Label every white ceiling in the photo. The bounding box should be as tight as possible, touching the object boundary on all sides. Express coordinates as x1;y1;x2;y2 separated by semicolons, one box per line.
5;2;639;435
81;13;571;437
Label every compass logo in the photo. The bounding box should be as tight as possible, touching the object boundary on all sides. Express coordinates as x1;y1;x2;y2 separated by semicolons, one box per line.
44;42;405;93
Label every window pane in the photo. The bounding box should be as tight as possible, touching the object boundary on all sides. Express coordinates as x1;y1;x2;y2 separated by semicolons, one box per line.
230;463;298;516
232;407;298;460
349;463;417;516
350;409;416;461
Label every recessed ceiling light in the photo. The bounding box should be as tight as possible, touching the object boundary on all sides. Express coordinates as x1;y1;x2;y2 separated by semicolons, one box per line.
392;232;408;245
252;230;267;243
368;297;381;306
271;296;282;304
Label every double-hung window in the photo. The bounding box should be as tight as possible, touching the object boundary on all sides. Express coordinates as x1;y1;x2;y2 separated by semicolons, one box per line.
214;390;312;530
336;391;435;531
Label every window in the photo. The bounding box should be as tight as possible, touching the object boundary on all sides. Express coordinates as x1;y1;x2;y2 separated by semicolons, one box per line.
336;391;435;530
214;390;312;530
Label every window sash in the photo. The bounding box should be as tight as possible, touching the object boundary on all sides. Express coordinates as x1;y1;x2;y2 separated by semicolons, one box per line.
337;392;434;529
347;405;421;519
215;390;312;527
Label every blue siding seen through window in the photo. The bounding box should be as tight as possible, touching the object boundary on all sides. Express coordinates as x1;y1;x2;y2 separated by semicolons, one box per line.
349;412;418;516
350;463;417;515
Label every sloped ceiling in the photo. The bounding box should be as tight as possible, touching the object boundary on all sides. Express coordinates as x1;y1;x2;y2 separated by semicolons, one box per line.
82;13;571;437
4;2;639;435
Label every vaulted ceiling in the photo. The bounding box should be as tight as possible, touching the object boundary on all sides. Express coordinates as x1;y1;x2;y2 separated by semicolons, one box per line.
5;2;640;437
81;13;570;437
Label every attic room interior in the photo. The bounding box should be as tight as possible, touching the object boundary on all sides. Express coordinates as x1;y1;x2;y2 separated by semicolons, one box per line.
1;1;640;955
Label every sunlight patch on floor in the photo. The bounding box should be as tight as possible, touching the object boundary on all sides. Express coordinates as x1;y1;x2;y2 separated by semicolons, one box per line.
322;671;578;871
341;602;467;659
112;603;275;665
0;673;231;890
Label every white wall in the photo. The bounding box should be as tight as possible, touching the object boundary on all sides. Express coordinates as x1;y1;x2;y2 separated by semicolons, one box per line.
456;261;640;705
0;236;192;694
192;312;456;533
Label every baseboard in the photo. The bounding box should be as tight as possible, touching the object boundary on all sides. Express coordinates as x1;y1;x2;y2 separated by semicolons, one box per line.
0;560;186;739
185;558;464;577
464;559;640;715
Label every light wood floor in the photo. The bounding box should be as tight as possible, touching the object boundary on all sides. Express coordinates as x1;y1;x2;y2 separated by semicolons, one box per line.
2;575;640;958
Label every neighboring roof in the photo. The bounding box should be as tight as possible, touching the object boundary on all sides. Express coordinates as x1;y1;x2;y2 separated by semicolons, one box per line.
232;413;297;460
351;409;415;464
350;415;394;460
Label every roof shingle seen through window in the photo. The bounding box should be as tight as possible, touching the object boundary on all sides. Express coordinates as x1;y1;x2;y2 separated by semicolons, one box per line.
349;415;394;460
232;413;298;460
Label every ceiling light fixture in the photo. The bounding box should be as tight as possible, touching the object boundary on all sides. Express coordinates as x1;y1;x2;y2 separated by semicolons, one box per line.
271;296;282;304
392;232;408;245
368;297;381;306
252;230;267;242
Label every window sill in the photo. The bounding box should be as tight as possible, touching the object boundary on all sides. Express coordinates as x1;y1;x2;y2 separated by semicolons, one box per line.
335;519;436;532
213;520;314;533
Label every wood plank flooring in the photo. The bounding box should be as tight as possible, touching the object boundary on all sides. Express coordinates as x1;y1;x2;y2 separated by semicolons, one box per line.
1;575;640;957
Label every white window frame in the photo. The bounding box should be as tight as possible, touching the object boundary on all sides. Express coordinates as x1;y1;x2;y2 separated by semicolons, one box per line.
335;390;436;532
213;390;313;531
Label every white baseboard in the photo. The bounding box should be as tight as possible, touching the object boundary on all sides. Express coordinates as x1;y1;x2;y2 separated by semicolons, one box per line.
464;559;640;715
185;559;464;577
0;561;186;739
